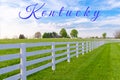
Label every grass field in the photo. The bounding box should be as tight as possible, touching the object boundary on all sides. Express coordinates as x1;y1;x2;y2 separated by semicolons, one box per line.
0;38;84;44
0;39;120;80
27;43;120;80
0;38;104;44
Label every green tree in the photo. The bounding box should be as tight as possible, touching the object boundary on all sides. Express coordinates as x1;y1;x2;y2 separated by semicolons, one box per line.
42;32;59;38
52;32;59;38
70;29;78;38
19;34;25;39
42;33;48;38
102;33;107;39
60;28;67;38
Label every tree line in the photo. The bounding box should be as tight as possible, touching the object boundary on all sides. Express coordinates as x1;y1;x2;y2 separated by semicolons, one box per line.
19;28;120;39
19;28;78;39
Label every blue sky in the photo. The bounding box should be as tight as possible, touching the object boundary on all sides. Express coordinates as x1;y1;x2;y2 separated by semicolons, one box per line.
0;0;120;38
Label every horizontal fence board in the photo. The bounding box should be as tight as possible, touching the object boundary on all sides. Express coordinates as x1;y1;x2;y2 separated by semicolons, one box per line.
55;52;67;58
0;44;20;49
79;52;82;54
55;42;68;45
70;46;76;49
55;42;76;45
26;56;52;66
70;54;76;58
70;50;76;53
26;49;52;57
26;62;52;76
0;64;19;74
26;43;51;47
69;42;77;44
55;47;67;51
55;57;67;64
0;53;20;61
4;74;20;80
78;48;82;50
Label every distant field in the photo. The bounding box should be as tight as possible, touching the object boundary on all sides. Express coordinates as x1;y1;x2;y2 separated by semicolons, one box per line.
0;38;104;44
0;38;82;44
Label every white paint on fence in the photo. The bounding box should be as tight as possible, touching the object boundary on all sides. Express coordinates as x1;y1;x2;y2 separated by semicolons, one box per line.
0;41;105;80
20;43;27;80
82;42;84;55
76;42;79;58
52;42;55;71
67;43;70;62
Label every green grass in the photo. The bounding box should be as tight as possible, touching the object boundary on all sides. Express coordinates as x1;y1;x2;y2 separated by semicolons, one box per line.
0;38;104;44
27;43;120;80
0;38;82;44
0;39;120;80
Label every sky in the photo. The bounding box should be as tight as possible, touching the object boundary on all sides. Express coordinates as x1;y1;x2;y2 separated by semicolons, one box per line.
0;0;120;38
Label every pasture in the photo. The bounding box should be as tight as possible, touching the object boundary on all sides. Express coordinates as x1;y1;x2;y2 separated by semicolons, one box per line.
28;43;120;80
0;39;120;80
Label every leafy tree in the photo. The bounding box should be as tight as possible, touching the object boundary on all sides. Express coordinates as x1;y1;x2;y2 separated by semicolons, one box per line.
102;33;107;39
70;29;78;38
34;32;41;38
52;32;58;38
42;32;59;38
95;36;99;39
48;33;51;38
114;30;120;39
43;33;48;38
60;28;67;38
19;34;25;39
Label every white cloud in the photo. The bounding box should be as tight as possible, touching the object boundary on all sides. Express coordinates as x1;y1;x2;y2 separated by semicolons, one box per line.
0;0;120;39
107;0;120;9
95;15;120;27
0;5;19;22
97;0;120;10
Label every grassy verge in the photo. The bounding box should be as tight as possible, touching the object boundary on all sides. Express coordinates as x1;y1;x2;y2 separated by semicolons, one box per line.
0;38;82;44
0;38;104;44
27;43;120;80
0;39;120;80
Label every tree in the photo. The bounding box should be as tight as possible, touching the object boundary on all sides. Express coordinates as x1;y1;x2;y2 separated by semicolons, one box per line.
19;34;25;39
43;33;49;38
95;36;99;39
42;32;59;38
102;33;107;39
34;32;41;38
52;32;60;38
70;29;78;38
60;28;67;38
114;30;120;39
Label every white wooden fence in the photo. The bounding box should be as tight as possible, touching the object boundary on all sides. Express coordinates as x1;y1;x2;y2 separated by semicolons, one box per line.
0;41;105;80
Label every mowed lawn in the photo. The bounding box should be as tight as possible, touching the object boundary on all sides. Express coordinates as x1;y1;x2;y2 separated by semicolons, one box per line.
27;43;120;80
0;39;120;80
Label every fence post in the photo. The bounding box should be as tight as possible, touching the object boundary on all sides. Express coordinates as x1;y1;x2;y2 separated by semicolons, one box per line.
92;41;94;49
89;41;92;52
20;43;26;80
82;42;84;55
94;41;96;49
76;42;79;58
52;42;55;71
67;43;70;62
86;42;88;53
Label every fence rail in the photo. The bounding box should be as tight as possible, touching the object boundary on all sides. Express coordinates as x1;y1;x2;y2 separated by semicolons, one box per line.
0;41;105;80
